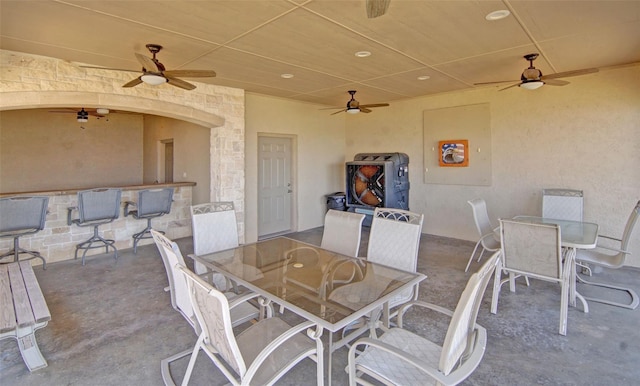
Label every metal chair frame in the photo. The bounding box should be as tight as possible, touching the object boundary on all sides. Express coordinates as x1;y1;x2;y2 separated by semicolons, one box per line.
0;196;49;268
67;188;121;265
125;188;174;254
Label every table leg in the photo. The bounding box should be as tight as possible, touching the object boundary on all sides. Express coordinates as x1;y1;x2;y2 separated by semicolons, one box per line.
567;247;589;313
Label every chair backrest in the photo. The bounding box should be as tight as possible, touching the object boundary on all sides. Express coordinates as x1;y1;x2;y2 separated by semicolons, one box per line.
499;219;563;280
191;202;239;255
542;189;583;221
320;210;366;257
77;188;121;222
137;188;173;217
440;251;499;375
468;198;500;251
619;200;640;254
179;265;247;377
367;207;424;271
150;230;198;332
0;196;49;233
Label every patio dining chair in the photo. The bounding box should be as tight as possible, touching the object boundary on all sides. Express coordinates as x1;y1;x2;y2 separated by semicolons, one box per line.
346;251;499;386
465;198;501;272
491;219;571;335
328;207;423;339
575;200;640;309
282;210;366;300
542;188;584;221
190;202;242;290
0;195;49;268
150;230;262;386
179;265;324;386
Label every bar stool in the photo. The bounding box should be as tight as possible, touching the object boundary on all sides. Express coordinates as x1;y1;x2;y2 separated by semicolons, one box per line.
68;188;121;265
124;188;174;254
0;196;49;268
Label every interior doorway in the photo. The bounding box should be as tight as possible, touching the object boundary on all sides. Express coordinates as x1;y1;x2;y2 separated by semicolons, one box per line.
258;135;294;238
159;139;174;183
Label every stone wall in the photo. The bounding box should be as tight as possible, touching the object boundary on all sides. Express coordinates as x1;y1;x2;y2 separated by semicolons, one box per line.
0;49;246;251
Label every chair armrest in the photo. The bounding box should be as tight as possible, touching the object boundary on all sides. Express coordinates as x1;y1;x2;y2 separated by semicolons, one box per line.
397;300;454;328
227;291;262;309
598;234;622;243
67;206;77;225
245;320;319;380
123;201;136;217
595;245;631;255
349;336;449;384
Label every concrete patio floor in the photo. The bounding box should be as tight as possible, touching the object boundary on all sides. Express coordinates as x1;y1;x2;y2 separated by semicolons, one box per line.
1;227;639;385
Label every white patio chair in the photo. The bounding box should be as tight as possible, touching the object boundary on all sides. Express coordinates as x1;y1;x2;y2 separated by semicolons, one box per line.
282;210;366;300
328;207;423;338
575;200;640;309
190;202;242;290
346;251;499;386
179;265;324;386
465;198;501;272
491;219;571;335
150;230;262;386
542;188;583;221
321;209;366;257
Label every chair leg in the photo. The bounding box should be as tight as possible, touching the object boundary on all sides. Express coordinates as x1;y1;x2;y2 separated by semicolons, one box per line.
0;236;47;269
576;273;639;310
132;218;157;254
181;335;204;386
75;225;118;265
161;348;193;386
465;241;484;272
491;260;503;314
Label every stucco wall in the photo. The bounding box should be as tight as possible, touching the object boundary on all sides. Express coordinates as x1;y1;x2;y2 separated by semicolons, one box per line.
0;109;143;192
345;65;640;266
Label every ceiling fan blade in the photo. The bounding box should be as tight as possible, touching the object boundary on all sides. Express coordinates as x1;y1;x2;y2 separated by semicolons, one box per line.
123;77;143;88
474;80;519;85
366;0;390;18
544;79;570;86
331;109;347;115
165;76;197;90
498;83;521;91
163;69;216;78
135;53;159;72
359;103;390;108
80;65;141;74
360;108;373;113
319;106;344;110
542;67;598;80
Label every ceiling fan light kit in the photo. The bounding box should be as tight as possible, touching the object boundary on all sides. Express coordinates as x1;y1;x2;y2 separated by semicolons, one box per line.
347;108;360;114
140;74;167;85
520;81;544;90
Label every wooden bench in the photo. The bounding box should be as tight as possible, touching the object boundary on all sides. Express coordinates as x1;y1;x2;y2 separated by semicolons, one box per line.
0;261;51;371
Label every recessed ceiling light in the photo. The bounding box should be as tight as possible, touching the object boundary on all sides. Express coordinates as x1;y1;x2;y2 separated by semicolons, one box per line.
355;51;371;58
485;10;510;21
280;73;294;79
417;75;431;81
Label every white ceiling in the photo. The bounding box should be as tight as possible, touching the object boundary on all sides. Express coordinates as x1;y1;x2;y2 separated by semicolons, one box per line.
1;0;639;108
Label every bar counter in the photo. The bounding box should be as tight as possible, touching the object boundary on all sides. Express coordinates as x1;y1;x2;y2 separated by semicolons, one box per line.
0;182;195;265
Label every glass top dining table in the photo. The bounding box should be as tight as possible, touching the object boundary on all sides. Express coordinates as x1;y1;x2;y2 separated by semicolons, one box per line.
188;236;426;333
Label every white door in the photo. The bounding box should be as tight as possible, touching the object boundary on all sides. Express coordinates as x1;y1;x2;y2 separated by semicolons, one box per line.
258;136;292;237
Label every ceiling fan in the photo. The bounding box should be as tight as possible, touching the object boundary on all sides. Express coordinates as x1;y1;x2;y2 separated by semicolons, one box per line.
48;107;131;122
82;44;216;91
324;90;390;115
475;53;599;91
